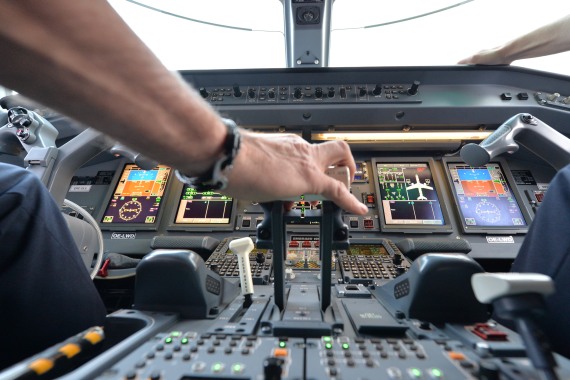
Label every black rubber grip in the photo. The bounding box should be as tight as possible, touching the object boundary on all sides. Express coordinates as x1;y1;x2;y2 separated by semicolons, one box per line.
395;238;472;260
150;236;220;258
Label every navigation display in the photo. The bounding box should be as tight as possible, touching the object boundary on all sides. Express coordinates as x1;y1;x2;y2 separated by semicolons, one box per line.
101;164;171;224
174;185;234;224
446;162;527;230
375;162;445;226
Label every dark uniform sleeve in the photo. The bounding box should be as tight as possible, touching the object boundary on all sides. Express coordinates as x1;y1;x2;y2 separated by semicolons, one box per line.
0;163;106;370
511;163;570;358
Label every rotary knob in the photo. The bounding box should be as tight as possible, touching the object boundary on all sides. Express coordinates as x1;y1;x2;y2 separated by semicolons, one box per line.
372;84;382;96
199;87;209;98
315;87;323;99
407;81;420;96
359;87;367;97
233;84;243;97
248;88;256;99
294;87;303;99
328;87;335;98
340;87;347;99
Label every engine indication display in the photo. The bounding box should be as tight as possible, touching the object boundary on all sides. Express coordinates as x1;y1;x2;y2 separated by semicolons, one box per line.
446;162;527;229
101;164;171;224
174;185;234;224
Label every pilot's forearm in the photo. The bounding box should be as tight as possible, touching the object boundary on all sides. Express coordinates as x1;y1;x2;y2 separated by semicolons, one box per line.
499;15;570;64
0;0;226;176
458;15;570;65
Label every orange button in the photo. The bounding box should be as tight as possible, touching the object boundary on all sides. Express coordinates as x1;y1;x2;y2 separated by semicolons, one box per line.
59;343;81;358
273;348;288;357
448;352;466;360
29;358;54;375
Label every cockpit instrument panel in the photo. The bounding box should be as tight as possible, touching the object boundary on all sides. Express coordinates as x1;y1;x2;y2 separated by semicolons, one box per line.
99;163;171;229
174;185;234;225
372;158;452;233
444;159;531;234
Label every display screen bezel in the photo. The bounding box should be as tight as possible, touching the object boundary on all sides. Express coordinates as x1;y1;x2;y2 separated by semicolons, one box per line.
443;157;531;234
97;162;172;231
165;180;237;232
371;157;453;233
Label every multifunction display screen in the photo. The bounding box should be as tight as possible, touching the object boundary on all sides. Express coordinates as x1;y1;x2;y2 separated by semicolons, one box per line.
101;164;171;224
174;185;233;224
376;162;445;225
447;163;526;227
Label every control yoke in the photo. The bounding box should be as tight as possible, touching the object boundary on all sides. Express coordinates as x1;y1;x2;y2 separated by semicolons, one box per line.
109;143;158;170
0;106;58;153
461;113;570;171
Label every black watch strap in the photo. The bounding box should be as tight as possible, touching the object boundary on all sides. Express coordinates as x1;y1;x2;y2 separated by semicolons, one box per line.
175;118;241;191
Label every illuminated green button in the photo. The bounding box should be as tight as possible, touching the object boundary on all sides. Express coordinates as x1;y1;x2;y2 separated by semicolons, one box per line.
170;331;181;337
325;343;333;350
164;337;173;344
181;338;189;345
232;363;245;374
409;368;422;378
279;341;286;348
212;362;224;373
430;368;443;378
342;343;350;350
322;336;332;343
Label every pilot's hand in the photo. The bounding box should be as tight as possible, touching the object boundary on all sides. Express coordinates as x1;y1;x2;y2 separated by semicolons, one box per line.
458;47;511;65
224;130;368;215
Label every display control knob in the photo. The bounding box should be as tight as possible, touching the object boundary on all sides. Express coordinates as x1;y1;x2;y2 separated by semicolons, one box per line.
263;357;284;380
340;87;347;99
407;80;420;95
198;87;209;98
233;84;243;97
294;88;303;99
395;266;406;276
268;88;276;99
315;87;323;98
372;84;382;96
248;88;256;99
359;87;367;97
392;253;403;265
328;87;335;98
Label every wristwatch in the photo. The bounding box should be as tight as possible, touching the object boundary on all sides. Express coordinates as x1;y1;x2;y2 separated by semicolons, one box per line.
175;118;241;191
